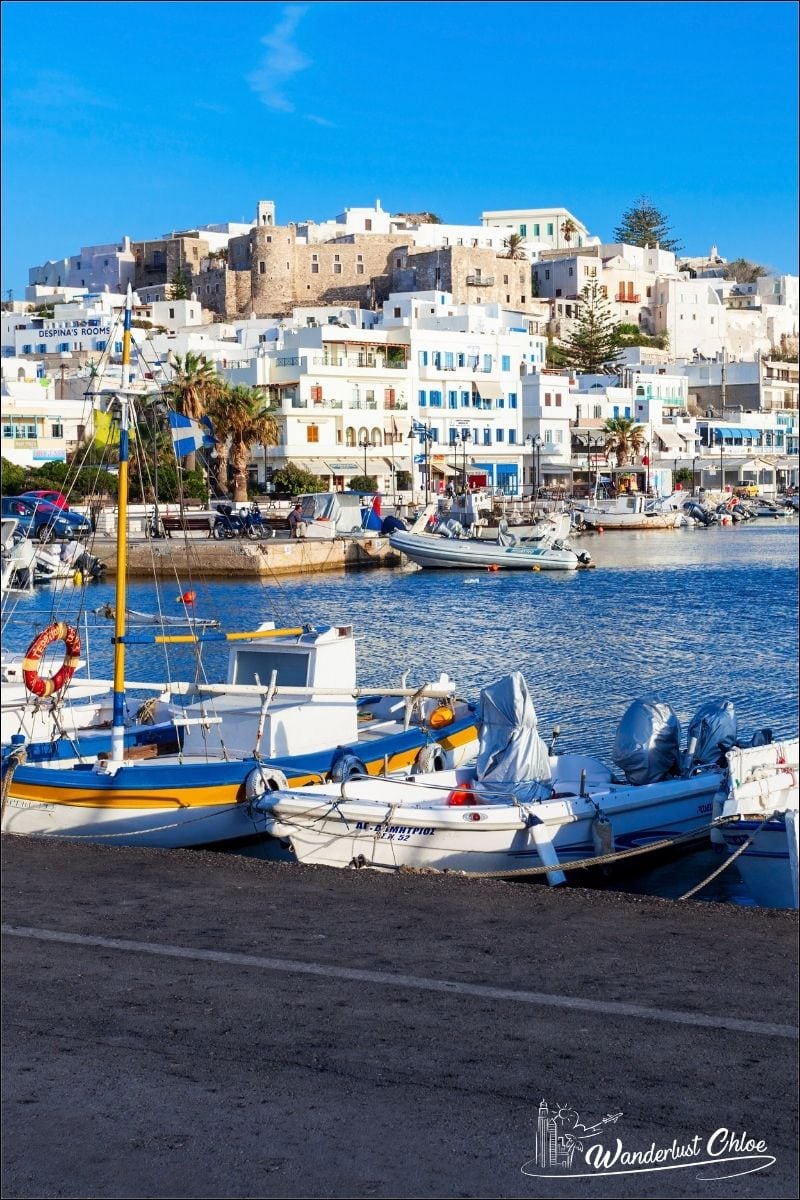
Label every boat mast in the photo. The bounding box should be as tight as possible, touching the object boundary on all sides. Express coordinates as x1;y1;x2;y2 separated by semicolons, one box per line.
111;285;133;762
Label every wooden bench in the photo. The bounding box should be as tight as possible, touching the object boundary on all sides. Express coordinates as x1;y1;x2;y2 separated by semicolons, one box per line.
160;513;213;538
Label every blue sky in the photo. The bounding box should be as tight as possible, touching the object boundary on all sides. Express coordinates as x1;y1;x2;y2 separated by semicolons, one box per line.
2;0;797;297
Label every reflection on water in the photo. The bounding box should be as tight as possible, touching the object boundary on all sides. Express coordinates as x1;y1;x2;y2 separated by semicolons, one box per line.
3;521;797;906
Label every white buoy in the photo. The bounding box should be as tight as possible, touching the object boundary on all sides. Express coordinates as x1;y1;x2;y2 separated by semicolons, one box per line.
530;821;567;886
592;814;615;857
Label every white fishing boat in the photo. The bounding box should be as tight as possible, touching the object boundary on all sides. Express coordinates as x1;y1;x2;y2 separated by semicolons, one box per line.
717;738;799;909
574;493;684;531
1;520;36;594
1;288;479;847
253;674;741;882
389;506;592;571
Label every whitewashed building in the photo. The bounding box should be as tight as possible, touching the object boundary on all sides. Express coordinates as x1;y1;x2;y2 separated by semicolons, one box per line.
28;238;136;294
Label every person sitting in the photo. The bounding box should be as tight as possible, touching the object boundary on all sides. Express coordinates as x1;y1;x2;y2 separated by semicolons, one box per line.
288;503;307;539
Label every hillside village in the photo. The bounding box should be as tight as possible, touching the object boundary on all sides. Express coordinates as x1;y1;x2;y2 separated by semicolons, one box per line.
2;198;797;500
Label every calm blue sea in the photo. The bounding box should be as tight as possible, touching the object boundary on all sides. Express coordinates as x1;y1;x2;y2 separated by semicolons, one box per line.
4;520;798;905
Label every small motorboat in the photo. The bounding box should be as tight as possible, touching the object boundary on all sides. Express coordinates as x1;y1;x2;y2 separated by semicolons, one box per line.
716;738;799;909
389;506;592;571
253;675;756;883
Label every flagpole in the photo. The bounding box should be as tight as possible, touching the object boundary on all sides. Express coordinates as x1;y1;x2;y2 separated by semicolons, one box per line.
111;285;133;762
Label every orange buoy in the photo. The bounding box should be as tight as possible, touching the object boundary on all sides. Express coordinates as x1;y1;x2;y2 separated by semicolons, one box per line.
179;590;196;604
487;563;500;572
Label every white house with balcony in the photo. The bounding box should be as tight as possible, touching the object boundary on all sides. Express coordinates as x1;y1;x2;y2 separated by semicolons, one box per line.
28;238;136;294
0;356;95;467
481;207;596;257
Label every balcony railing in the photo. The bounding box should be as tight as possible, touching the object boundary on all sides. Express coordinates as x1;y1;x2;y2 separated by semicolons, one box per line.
309;354;408;370
615;293;641;303
466;275;494;286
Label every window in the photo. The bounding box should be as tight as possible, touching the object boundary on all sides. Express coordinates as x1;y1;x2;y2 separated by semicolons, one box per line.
51;422;63;438
448;390;457;409
311;262;319;273
310;385;323;403
114;342;123;353
533;224;540;236
449;427;458;445
38;344;47;353
169;308;175;319
495;429;504;442
545;269;550;281
461;391;470;407
501;355;510;372
419;390;427;407
356;264;364;274
509;430;517;444
508;393;517;409
497;397;505;409
432;351;441;368
333;263;342;274
555;394;562;407
59;342;70;352
483;354;492;371
593;405;602;419
429;390;442;408
96;340;106;351
457;353;465;368
444;351;454;369
545;392;552;406
483;429;491;446
419;350;428;366
22;344;32;354
520;224;527;236
547;223;554;235
307;424;320;443
568;267;573;276
365;219;372;231
503;274;509;285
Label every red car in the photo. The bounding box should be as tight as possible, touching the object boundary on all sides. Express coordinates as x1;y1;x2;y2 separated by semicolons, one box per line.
20;490;69;510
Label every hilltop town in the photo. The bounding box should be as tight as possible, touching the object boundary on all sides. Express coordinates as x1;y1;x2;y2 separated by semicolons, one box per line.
2;198;797;499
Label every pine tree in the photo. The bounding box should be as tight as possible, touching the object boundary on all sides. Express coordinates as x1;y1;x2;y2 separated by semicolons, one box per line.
561;281;623;374
613;196;681;252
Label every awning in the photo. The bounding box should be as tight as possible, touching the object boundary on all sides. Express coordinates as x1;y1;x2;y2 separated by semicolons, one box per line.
473;382;505;400
325;460;360;472
711;427;762;440
654;425;686;453
430;463;457;476
292;459;330;473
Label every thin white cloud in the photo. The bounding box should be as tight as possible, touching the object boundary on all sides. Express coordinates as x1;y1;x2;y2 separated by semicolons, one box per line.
10;70;114;110
246;5;310;113
305;113;334;127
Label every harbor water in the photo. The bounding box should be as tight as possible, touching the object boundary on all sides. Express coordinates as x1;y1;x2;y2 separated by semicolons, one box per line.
3;519;798;905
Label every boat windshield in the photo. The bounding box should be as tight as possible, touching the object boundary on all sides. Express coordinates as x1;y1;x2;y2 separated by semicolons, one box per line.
231;648;311;688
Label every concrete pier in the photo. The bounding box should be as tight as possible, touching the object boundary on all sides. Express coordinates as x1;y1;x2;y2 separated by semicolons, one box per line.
90;533;401;578
2;836;797;1199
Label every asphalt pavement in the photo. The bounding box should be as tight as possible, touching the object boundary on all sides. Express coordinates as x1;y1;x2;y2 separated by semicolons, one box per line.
2;835;797;1199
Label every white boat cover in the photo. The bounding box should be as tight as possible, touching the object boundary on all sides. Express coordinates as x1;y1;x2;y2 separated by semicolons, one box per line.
474;672;552;802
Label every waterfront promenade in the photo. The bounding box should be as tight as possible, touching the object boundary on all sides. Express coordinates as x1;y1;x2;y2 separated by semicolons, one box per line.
2;834;797;1199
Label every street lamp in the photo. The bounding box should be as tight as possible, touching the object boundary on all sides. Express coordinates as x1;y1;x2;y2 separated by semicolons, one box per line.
587;435;604;495
525;434;542;506
359;431;370;479
692;455;700;494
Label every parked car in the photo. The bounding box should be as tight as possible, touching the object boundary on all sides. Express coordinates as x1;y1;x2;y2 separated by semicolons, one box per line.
0;497;91;542
19;489;70;510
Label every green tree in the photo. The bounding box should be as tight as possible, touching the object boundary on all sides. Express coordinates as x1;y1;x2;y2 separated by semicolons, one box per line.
561;282;623;374
602;416;646;467
502;233;526;259
613;196;681;252
211;386;279;502
271;462;327;496
560;218;577;245
164;352;222;472
348;474;377;493
722;258;768;284
171;271;189;299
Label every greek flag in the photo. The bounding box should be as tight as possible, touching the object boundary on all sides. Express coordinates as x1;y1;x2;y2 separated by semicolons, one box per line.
411;419;427;436
168;412;215;458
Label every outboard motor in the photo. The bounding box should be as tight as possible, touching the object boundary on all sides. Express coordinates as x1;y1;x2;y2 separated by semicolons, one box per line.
685;700;738;770
613;696;682;785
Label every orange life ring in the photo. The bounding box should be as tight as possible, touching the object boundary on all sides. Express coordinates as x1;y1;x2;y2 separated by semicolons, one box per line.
22;622;81;698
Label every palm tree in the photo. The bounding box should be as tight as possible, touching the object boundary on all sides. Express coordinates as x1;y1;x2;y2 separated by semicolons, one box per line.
602;416;645;467
164;352;221;472
214;386;280;502
560;218;577;245
502;233;526;259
